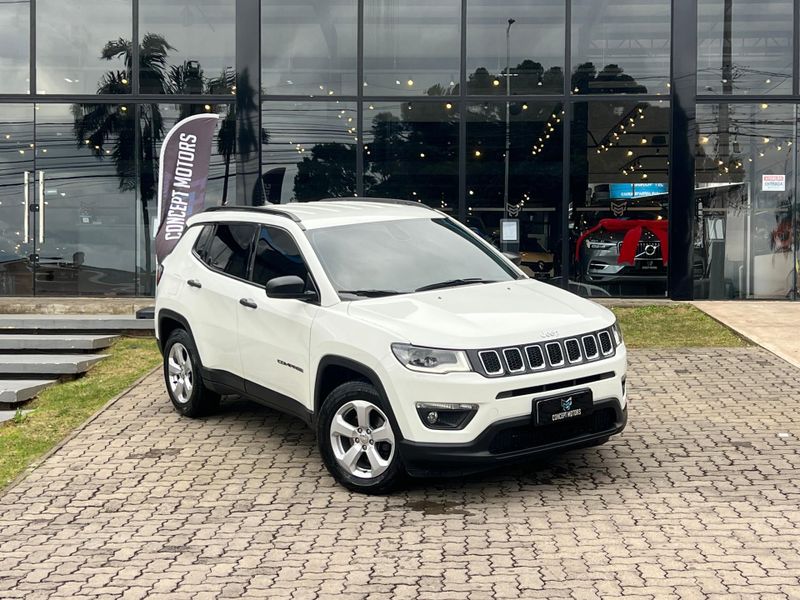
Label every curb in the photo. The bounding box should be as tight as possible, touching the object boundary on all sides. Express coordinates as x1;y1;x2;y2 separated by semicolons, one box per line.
0;365;161;499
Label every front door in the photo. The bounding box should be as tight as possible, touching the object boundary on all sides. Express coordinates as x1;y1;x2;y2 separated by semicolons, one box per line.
238;224;318;409
0;104;35;295
0;103;139;296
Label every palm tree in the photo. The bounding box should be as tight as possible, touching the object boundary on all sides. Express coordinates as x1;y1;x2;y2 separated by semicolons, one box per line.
72;35;237;292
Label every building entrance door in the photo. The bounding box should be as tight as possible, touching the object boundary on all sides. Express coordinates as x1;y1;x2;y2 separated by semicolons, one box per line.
695;103;797;300
0;103;138;297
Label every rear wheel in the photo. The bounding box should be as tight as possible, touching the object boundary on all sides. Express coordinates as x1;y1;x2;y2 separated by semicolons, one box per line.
163;328;220;417
317;381;404;494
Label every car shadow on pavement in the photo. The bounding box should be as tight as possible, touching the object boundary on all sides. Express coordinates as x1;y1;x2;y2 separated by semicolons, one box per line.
216;395;627;502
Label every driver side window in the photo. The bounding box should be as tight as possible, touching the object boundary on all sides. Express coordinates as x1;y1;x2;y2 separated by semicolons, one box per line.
249;225;311;288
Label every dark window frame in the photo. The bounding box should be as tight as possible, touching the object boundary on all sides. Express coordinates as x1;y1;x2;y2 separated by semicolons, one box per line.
247;223;320;299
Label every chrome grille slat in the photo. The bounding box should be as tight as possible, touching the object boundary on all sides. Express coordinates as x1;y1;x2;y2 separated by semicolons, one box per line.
503;348;525;373
565;339;582;363
582;335;599;359
598;331;613;355
545;342;564;367
479;350;503;375
525;345;545;370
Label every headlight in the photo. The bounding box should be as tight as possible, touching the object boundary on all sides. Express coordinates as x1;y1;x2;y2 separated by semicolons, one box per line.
612;321;623;346
391;343;472;374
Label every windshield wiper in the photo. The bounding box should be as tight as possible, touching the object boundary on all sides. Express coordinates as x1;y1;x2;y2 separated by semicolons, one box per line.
338;289;402;298
414;278;498;292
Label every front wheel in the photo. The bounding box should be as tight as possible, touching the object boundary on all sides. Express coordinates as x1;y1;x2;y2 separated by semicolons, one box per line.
317;381;405;494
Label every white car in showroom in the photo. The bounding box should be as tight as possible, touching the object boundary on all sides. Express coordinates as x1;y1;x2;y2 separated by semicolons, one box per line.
155;199;627;493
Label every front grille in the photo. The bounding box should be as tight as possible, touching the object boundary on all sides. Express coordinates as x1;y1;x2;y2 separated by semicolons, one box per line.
470;326;616;377
503;348;525;372
525;345;545;369
487;407;618;454
582;335;599;358
637;240;661;259
565;339;582;363
546;342;564;366
598;331;613;355
479;350;503;375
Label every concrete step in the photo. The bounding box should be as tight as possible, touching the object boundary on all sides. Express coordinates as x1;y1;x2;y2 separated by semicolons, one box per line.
0;334;117;351
0;354;106;376
0;315;153;334
0;379;56;407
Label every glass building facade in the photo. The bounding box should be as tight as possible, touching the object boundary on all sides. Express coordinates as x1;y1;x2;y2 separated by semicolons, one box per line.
0;0;797;300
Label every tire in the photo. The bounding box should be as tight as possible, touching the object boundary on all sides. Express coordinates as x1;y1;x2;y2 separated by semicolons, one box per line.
317;381;405;494
162;328;220;418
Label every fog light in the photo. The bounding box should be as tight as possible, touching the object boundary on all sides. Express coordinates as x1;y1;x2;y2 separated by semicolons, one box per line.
416;402;478;430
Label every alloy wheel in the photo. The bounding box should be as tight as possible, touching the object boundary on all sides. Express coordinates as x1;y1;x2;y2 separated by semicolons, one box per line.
329;399;395;478
167;342;194;404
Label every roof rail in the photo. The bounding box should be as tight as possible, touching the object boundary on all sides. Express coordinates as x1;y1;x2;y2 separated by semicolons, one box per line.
202;205;305;228
321;197;437;211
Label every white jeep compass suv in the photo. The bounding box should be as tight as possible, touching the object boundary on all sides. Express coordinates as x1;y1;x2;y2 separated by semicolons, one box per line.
155;199;627;493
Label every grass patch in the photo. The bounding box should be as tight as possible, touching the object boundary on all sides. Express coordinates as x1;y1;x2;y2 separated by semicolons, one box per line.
0;337;162;491
613;305;748;349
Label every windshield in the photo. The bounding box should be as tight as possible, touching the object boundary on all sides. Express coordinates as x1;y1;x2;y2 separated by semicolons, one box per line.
306;217;519;298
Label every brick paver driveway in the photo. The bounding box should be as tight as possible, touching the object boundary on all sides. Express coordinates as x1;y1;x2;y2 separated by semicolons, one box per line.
1;348;799;600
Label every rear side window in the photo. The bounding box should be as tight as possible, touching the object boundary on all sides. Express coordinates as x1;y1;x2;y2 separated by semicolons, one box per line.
203;223;258;279
250;225;310;286
193;225;216;263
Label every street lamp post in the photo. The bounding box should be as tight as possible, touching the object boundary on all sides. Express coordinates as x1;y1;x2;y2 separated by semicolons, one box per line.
504;18;515;220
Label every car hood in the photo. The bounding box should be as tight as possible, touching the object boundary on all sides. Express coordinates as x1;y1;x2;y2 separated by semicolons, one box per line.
346;279;614;348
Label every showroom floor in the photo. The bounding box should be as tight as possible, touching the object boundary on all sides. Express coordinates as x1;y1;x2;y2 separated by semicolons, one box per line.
0;347;798;599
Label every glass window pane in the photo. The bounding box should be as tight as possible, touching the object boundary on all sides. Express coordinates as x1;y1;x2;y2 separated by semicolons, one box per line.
698;0;793;95
38;103;138;295
363;101;459;212
0;105;34;295
0;0;29;94
138;104;236;294
695;104;795;299
37;0;131;95
207;223;257;278
571;0;671;96
570;100;670;297
363;0;461;96
139;0;236;94
262;0;357;96
466;0;565;95
250;226;309;286
261;101;357;202
466;101;564;283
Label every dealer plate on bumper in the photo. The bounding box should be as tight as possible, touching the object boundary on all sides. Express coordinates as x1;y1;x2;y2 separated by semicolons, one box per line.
534;389;593;426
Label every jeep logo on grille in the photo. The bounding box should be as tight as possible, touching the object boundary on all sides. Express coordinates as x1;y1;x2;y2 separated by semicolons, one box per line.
540;329;559;339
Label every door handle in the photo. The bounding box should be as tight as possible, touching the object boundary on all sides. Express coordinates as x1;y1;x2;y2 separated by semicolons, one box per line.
23;171;29;243
187;279;202;289
239;298;257;309
38;170;45;244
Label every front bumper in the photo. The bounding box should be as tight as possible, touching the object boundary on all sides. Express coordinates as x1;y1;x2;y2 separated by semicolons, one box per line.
400;398;627;477
382;346;627;445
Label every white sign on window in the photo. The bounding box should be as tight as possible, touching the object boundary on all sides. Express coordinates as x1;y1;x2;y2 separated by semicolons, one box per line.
762;174;786;192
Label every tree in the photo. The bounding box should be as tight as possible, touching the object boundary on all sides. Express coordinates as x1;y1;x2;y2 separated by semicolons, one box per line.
72;35;237;291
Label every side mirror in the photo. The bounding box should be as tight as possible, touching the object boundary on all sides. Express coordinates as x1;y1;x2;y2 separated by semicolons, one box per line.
265;275;317;300
502;251;522;266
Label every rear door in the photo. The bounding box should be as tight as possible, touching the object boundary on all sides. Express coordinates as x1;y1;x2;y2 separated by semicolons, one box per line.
237;224;319;410
190;221;258;378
